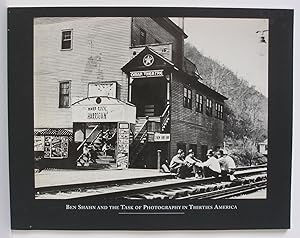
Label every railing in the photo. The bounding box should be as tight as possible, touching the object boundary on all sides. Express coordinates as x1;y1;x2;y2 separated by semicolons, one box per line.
130;119;149;166
160;104;170;132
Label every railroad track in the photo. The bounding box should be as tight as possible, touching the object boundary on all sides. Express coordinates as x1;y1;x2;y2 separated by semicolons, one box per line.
35;165;267;200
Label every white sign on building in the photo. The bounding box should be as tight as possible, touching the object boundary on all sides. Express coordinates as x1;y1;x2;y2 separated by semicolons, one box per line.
154;133;170;142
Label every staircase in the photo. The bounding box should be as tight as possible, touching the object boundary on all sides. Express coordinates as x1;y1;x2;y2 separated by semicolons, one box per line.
129;106;170;167
76;127;117;169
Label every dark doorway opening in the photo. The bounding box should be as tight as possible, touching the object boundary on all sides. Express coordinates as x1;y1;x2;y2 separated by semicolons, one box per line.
131;77;167;117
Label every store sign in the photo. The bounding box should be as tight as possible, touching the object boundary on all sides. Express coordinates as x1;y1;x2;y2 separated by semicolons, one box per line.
72;102;136;124
88;82;117;98
44;136;69;159
116;123;130;169
154;133;170;142
34;136;44;151
130;69;164;79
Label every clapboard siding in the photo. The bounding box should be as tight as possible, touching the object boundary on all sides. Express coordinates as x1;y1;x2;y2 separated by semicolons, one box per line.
170;73;224;159
34;17;131;128
132;17;184;68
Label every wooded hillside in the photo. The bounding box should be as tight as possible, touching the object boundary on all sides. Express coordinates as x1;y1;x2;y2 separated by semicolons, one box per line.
185;42;268;165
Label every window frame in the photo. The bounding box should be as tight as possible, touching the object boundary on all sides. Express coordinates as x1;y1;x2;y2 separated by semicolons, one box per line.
58;81;71;108
195;93;203;113
183;87;192;109
215;102;224;119
206;97;213;116
61;29;73;50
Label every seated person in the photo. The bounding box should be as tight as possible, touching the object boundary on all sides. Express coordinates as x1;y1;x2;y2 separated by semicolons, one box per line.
200;149;221;178
217;149;236;181
169;149;185;174
184;149;202;178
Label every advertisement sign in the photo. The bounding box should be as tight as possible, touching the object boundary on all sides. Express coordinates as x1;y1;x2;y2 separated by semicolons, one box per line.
72;97;136;124
34;136;44;151
116;122;130;169
88;82;117;98
44;136;69;159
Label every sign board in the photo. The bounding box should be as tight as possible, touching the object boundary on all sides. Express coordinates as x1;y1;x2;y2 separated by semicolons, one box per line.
116;122;130;169
88;82;117;98
72;97;136;124
154;133;170;142
130;69;164;79
44;136;69;159
34;136;44;151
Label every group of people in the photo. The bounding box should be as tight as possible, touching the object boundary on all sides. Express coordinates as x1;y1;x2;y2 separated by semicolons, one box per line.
168;148;236;181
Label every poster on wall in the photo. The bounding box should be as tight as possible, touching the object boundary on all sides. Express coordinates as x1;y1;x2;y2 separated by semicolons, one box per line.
116;122;130;169
44;136;69;159
7;7;293;231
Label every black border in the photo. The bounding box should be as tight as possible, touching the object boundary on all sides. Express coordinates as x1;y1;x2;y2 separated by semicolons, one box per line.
8;7;293;230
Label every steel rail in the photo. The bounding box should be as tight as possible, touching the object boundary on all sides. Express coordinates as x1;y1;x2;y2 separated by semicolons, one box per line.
36;167;267;200
177;180;267;200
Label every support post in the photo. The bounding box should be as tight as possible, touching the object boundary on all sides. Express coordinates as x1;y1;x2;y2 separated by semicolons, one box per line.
157;149;161;172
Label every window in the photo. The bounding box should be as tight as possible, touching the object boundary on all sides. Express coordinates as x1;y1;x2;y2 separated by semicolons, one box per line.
215;102;224;119
196;93;203;112
183;87;192;109
206;98;213;116
140;29;146;45
59;81;70;108
61;30;72;50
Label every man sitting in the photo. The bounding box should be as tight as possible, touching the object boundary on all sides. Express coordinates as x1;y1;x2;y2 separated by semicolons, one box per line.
183;149;202;178
200;149;221;178
169;149;186;175
217;149;236;181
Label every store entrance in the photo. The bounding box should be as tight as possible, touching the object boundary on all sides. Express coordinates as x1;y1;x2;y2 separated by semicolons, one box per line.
131;77;167;117
73;122;117;167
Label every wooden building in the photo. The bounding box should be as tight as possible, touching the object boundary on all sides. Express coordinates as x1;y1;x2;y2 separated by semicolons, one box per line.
34;17;227;169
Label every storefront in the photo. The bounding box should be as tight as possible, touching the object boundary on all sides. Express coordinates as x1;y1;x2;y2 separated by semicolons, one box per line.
72;96;136;169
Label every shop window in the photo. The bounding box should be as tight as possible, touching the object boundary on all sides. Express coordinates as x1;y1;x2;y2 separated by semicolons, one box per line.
196;93;203;113
140;28;146;45
61;30;73;50
59;81;70;108
183;87;192;109
206;98;213;116
215;102;224;119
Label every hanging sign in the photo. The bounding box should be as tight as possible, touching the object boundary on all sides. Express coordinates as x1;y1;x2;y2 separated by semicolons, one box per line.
154;133;170;142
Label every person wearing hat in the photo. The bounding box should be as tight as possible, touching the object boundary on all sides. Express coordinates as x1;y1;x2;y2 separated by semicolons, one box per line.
183;149;202;178
200;149;221;178
217;149;236;181
169;149;186;175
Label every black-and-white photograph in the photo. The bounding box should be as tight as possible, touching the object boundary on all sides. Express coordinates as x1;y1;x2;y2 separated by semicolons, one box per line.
33;16;268;200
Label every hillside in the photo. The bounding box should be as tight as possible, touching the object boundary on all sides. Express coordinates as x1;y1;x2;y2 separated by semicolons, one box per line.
184;42;268;165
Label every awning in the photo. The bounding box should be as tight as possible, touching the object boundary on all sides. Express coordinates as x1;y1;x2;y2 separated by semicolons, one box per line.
34;128;73;136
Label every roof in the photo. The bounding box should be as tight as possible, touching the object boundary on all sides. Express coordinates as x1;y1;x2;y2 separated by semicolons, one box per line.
155;18;188;39
122;46;228;101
